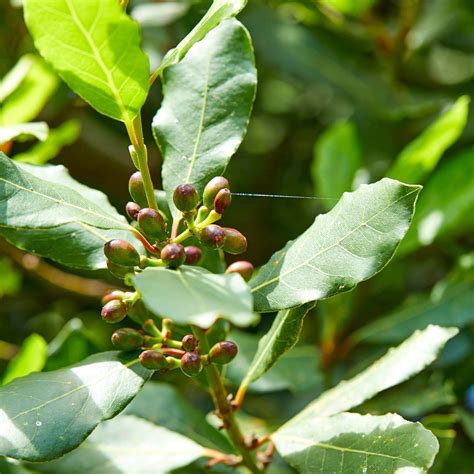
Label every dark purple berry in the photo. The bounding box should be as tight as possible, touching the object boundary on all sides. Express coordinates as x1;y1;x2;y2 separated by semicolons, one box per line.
203;176;230;208
184;246;202;265
101;299;128;323
111;328;144;351
104;239;140;267
213;188;232;214
180;352;203;377
161;243;186;268
173;184;199;212
199;224;225;249
139;350;169;370
126;201;141;220
182;335;198;352
208;341;238;365
137;208;167;242
222;228;247;255
225;261;254;281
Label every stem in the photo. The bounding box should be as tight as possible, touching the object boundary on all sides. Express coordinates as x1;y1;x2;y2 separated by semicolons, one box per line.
125;113;158;211
192;326;263;474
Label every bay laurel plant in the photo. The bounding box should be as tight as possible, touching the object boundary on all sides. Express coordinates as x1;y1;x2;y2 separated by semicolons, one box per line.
0;0;460;472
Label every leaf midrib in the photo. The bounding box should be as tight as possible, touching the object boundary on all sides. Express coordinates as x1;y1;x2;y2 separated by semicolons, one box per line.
251;186;419;293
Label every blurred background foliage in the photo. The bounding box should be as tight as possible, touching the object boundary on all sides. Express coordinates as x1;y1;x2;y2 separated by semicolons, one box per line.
0;0;473;471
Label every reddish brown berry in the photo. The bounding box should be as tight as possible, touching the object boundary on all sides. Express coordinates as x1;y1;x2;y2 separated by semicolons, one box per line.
214;188;232;214
180;352;203;377
199;224;225;249
137;208;167;242
104;239;140;267
126;201;141;220
161;243;186;268
225;261;254;281
184;246;202;265
173;184;199;212
111;328;144;351
139;350;169;370
101;289;126;305
101;300;128;323
203;176;230;208
208;341;238;365
129;172;148;207
182;335;198;352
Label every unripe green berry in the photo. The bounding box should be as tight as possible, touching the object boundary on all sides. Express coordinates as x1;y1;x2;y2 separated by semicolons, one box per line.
137;208;167;242
139;350;169;370
208;341;238;365
203;176;230;208
129;172;148;207
173;184;199;212
214;188;232;214
111;328;144;351
225;261;254;281
106;260;134;279
184;246;202;265
161;243;186;268
101;299;128;323
104;239;140;267
180;351;203;377
126;201;141;221
199;224;225;249
182;334;198;352
101;289;126;305
222;228;247;255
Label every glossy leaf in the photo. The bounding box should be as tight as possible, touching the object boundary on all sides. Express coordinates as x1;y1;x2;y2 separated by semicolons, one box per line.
289;325;457;421
388;96;469;184
32;415;204;473
399;148;474;254
24;0;149;122
0;55;58;125
153;19;256;213
239;303;315;388
0;154;140;270
0;123;48;145
133;266;256;328
250;178;421;312
2;334;47;385
155;0;247;74
125;382;232;452
14;120;81;165
0;352;150;462
311;120;361;210
273;413;439;473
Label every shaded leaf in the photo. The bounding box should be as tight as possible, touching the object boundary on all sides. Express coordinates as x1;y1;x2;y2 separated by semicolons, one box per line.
2;334;47;386
153;19;256;213
311;120;361;210
0;257;22;298
289;325;457;420
388;96;469;184
125;382;233;452
250;178;421;312
273;413;439;473
321;0;378;17
31;415;204;473
0;123;48;145
239;303;315;388
455;408;474;442
133;266;256;328
24;0;149;122
0;352;150;462
0;154;140;270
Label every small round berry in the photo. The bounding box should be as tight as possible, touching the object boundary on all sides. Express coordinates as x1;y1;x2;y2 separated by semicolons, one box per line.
213;188;232;214
101;300;128;323
225;261;254;281
180;352;203;377
203;176;230;209
139;350;169;370
111;328;144;351
199;224;225;249
129;172;148;207
184;246;202;265
125;201;141;221
208;341;238;365
222;228;247;255
137;208;167;242
173;184;199;212
101;289;126;305
104;239;140;267
161;243;186;268
182;335;198;352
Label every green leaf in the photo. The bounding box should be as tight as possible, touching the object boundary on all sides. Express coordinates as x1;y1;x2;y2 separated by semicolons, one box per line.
351;278;474;345
455;408;474;442
2;334;47;386
133;266;256;328
227;330;323;394
24;0;149;122
14;120;81;165
125;382;233;452
155;0;247;74
321;0;378;17
398;148;474;254
0;123;49;145
0;55;58;125
239;303;315;388
273;412;439;473
387;96;469;184
0;153;140;270
45;319;99;372
250;178;421;312
287;326;457;422
153;19;256;213
30;415;204;473
311;120;362;210
0;352;150;462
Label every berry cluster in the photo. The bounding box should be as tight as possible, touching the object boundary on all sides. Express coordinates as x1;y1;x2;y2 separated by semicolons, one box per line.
107;305;238;375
